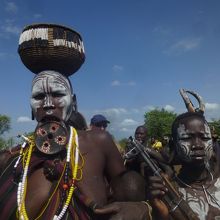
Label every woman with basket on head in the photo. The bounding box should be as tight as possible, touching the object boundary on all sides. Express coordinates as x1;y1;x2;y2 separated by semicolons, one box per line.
0;23;151;220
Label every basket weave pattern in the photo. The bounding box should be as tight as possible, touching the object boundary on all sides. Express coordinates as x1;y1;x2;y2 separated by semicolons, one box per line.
18;24;85;76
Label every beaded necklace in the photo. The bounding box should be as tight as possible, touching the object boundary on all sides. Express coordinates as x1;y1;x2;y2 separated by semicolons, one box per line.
15;126;80;220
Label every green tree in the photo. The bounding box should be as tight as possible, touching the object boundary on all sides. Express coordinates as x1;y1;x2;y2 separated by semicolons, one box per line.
0;114;11;149
0;115;11;135
118;138;128;150
144;108;177;140
208;119;220;138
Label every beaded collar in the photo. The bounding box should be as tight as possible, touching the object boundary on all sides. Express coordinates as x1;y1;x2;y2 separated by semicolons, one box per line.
15;126;81;220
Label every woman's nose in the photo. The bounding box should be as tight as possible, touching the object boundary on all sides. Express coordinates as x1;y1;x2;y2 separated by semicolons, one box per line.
43;95;55;109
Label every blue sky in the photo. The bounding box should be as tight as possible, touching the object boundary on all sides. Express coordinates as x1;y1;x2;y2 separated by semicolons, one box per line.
0;0;220;141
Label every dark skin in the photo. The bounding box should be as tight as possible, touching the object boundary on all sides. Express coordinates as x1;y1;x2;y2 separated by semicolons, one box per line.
18;130;141;218
124;126;149;176
134;126;148;145
0;71;150;220
148;115;219;219
0;130;149;220
149;116;214;196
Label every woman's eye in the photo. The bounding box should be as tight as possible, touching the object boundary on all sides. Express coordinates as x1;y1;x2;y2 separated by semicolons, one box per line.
52;93;65;98
33;94;45;100
179;136;192;141
202;137;211;141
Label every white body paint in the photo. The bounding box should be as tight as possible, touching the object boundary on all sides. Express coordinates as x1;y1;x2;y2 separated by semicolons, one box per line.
179;178;220;220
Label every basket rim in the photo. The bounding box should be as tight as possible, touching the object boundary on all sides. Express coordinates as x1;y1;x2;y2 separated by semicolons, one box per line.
22;23;83;40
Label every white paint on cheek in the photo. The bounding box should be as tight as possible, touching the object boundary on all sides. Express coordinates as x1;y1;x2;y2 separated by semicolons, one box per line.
205;140;213;160
31;80;45;113
177;124;191;161
178;142;191;161
204;123;212;138
203;123;213;159
177;124;187;138
31;97;41;114
58;92;72;121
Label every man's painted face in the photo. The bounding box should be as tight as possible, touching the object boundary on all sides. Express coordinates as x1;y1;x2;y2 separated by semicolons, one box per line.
176;117;213;164
31;71;73;123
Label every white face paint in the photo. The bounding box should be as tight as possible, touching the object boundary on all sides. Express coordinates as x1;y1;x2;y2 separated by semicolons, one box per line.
31;71;73;122
176;117;213;163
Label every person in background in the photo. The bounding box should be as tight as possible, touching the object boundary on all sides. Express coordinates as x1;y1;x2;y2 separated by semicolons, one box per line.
151;136;163;151
90;114;110;131
134;125;148;146
90;114;125;158
124;125;148;156
162;135;170;147
124;125;148;176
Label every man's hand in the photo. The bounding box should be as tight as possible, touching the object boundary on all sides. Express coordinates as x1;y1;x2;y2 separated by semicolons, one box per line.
94;201;152;220
148;175;168;199
147;175;169;220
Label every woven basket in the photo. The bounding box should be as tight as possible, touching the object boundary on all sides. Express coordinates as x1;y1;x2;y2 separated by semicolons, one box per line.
18;23;85;76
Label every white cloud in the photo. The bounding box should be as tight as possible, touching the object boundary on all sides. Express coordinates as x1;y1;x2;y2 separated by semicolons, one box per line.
120;127;131;132
165;38;201;55
17;116;32;123
205;103;220;120
205;103;220;111
120;118;139;127
111;80;136;87
112;65;124;72
104;108;127;116
3;25;20;35
0;19;21;36
164;104;175;112
111;80;121;86
34;14;42;18
131;108;140;114
152;26;171;35
127;81;136;86
5;2;18;13
142;104;175;113
143;105;156;111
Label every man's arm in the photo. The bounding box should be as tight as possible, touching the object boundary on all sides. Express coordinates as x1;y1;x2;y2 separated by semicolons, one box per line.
101;131;126;181
96;132;152;220
94;201;152;220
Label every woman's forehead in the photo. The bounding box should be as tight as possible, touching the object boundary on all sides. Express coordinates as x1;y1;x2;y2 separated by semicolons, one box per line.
177;117;211;133
179;116;205;127
32;71;72;92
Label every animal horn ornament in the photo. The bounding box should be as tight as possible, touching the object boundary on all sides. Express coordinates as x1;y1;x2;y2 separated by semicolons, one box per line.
179;88;205;114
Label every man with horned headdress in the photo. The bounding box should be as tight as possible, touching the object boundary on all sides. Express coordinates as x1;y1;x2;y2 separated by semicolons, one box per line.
147;90;220;220
0;23;151;220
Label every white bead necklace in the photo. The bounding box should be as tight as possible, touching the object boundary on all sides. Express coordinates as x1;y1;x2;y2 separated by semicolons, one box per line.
16;126;80;220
